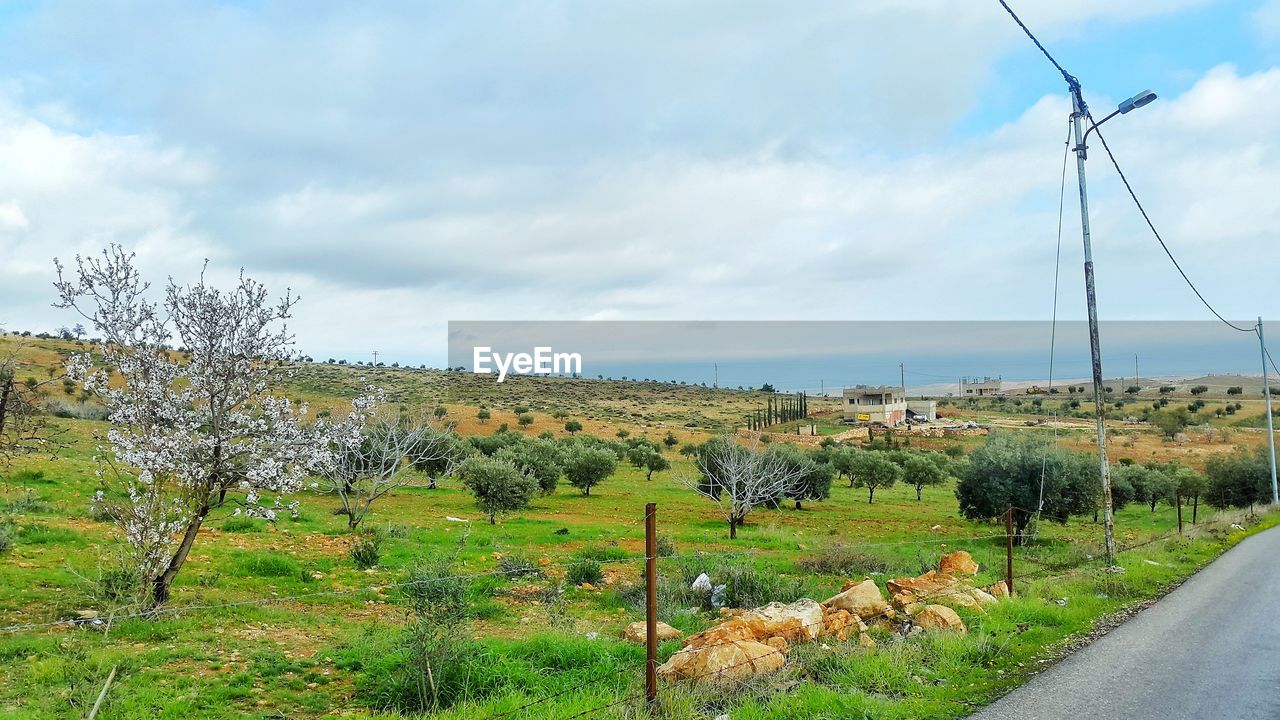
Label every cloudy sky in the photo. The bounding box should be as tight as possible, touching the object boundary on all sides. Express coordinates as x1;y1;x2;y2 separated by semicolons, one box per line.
1;0;1278;367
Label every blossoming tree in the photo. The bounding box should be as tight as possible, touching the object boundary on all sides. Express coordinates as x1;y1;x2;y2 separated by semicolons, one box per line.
54;246;326;608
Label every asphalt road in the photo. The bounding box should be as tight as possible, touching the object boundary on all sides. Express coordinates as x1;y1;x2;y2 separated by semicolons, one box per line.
969;525;1280;720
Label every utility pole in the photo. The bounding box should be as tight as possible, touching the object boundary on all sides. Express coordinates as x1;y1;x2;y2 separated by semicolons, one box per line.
1070;85;1117;566
899;362;905;393
713;363;718;389
1134;353;1139;389
372;350;380;367
1259;317;1278;504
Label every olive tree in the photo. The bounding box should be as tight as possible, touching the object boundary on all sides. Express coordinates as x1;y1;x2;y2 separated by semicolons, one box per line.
54;246;325;607
1173;466;1208;524
765;444;832;510
956;433;1099;544
626;439;670;481
457;455;538;524
496;436;563;494
849;450;901;504
901;452;948;501
562;444;615;496
1204;450;1271;511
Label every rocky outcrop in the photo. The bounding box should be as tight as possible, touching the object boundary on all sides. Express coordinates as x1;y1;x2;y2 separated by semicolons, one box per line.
938;550;979;577
621;620;683;644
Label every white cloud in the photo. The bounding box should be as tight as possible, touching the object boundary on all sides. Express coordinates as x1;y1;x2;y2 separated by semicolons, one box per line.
0;4;1274;367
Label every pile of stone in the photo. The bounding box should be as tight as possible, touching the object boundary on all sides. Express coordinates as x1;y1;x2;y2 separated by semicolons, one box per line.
648;550;1010;684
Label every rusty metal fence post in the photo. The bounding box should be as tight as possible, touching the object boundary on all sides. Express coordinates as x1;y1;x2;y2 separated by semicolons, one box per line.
1005;505;1015;596
645;502;658;710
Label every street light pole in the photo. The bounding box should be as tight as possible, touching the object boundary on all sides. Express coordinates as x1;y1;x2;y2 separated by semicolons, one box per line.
1259;317;1278;504
1070;87;1117;566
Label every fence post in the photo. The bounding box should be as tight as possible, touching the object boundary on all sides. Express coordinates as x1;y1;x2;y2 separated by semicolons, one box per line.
645;502;658;710
1176;492;1183;536
1004;505;1014;596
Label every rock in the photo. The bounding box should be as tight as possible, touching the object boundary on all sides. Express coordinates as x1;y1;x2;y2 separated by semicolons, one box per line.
887;570;960;607
985;580;1010;599
913;605;967;634
765;636;789;653
580;582;596;591
719;608;745;619
740;599;825;643
821;608;866;642
684;619;758;649
75;610;99;620
711;584;727;609
656;639;785;684
824;579;890;619
691;573;713;594
858;632;876;649
938;550;979;577
966;587;999;607
621;621;683;644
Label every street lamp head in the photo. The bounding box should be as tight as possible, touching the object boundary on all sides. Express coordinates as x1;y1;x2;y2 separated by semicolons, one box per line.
1117;89;1157;115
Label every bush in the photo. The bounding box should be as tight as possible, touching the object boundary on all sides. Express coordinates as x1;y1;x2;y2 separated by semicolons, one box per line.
0;521;13;554
656;535;676;558
350;532;383;570
98;563;144;603
567;558;603;586
498;554;541;579
797;546;891;576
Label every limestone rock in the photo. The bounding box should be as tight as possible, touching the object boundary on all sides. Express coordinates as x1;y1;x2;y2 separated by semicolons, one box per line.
985;580;1010;599
887;570;960;607
821;608;866;642
966;587;999;607
824;578;890;619
938;550;979;577
621;621;683;644
858;632;876;649
765;636;790;654
656;639;786;684
683;619;757;649
913;605;967;634
740;599;824;643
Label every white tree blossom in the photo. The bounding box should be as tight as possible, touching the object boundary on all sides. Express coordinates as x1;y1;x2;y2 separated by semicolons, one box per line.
313;386;457;530
680;435;808;539
55;245;324;607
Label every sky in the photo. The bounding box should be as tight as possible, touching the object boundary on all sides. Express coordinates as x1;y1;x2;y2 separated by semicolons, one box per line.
1;0;1278;372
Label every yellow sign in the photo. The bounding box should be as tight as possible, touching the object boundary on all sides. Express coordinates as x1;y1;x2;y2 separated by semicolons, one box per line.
857;413;870;421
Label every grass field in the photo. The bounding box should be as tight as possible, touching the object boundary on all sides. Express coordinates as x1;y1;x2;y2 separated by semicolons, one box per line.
2;334;1278;719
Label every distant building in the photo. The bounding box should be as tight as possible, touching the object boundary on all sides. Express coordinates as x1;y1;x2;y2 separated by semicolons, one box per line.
960;376;1003;397
842;386;937;426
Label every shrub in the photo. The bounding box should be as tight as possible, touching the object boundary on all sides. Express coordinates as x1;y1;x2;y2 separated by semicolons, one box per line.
457;455;538;524
498;554;541;579
350;532;383;570
98;563;145;603
797;546;892;576
656;535;676;558
0;521;13;554
567;558;603;586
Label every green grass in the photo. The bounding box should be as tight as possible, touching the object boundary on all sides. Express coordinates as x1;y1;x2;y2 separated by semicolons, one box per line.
0;364;1275;718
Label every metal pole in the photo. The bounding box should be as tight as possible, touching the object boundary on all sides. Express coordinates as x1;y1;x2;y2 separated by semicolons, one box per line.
1004;505;1015;596
1071;89;1116;566
644;502;658;708
1259;318;1278;504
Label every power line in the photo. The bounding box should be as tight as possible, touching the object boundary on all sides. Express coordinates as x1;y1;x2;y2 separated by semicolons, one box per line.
996;1;1079;89
1086;117;1256;334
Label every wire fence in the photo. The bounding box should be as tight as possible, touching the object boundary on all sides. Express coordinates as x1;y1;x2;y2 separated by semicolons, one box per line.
0;503;1250;720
